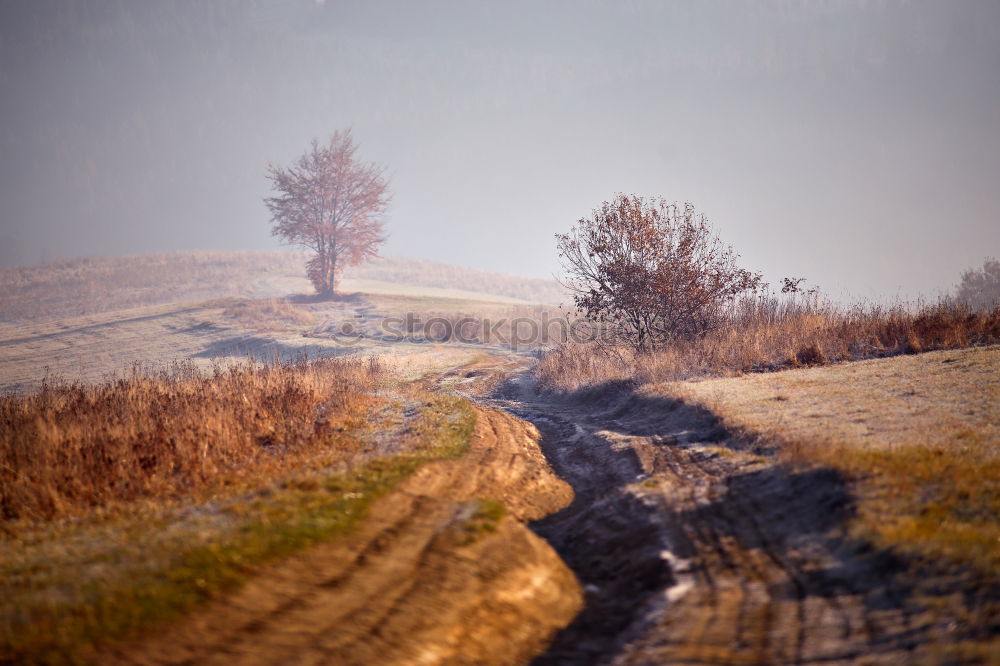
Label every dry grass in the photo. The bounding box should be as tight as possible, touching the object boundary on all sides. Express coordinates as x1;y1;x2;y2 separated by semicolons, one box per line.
344;256;566;305
0;357;385;522
536;298;1000;392
0;351;483;662
0;250;306;322
662;346;1000;575
0;250;567;324
336;278;542;305
223;298;316;331
1;392;477;663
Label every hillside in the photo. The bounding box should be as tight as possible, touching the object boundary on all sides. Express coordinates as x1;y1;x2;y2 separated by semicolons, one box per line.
2;261;997;662
0;251;567;323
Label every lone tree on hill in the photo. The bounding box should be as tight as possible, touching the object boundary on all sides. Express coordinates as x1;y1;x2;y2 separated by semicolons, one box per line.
265;130;389;298
557;194;761;352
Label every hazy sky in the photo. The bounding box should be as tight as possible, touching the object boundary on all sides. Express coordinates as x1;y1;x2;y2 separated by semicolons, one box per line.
1;0;998;300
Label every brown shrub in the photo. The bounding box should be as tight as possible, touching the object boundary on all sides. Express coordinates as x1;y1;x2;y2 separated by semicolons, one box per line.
903;331;923;354
0;357;386;521
556;195;761;351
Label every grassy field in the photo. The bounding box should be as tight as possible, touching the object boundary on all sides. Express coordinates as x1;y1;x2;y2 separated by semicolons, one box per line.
0;355;478;663
0;260;554;662
662;345;1000;576
5;250;997;662
0;251;566;323
0;287;554;393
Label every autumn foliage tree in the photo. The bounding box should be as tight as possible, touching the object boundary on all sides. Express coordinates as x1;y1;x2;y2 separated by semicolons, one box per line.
557;194;761;352
265;130;389;298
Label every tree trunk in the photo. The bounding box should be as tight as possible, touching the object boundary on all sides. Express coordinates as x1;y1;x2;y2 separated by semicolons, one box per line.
327;239;338;296
326;254;337;296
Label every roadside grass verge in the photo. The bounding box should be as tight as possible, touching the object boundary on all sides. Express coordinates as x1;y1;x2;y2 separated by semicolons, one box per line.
1;354;477;663
1;393;476;664
536;298;1000;393
829;444;1000;575
1;357;382;521
661;346;1000;576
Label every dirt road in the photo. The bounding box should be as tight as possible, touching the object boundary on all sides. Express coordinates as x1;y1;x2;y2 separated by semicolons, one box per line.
95;408;582;666
491;379;997;665
92;353;996;664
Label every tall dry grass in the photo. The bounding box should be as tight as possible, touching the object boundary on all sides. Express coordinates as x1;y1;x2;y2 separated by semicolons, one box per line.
536;297;1000;393
0;357;386;522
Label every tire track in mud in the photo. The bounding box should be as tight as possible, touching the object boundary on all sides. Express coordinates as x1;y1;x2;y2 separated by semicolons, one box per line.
93;408;582;666
489;385;981;665
89;353;995;665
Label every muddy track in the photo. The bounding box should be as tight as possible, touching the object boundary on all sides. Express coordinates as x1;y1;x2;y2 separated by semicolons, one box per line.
487;384;990;665
94;408;582;666
87;355;994;665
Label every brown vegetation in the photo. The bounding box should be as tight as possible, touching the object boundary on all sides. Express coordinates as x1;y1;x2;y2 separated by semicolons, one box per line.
557;195;761;351
1;392;486;663
0;350;583;664
536;296;1000;392
83;407;578;666
0;357;385;521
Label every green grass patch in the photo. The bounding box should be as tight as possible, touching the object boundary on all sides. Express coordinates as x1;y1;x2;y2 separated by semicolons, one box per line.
1;395;477;665
455;498;507;545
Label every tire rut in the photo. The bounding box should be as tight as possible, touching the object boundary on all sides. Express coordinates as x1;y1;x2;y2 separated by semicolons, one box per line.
486;386;982;665
94;408;583;666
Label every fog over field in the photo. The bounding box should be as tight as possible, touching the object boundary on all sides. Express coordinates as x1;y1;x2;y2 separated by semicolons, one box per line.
4;5;1000;662
1;0;998;300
